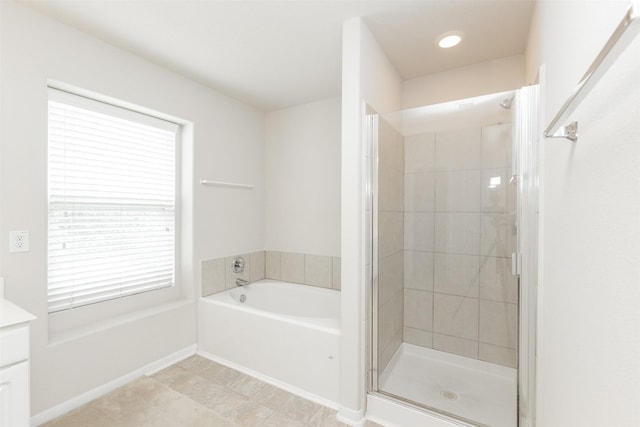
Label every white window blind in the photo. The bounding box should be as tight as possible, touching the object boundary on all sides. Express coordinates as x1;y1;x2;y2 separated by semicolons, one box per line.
47;87;179;313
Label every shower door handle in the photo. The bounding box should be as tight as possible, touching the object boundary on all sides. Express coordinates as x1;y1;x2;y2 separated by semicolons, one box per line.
511;252;521;276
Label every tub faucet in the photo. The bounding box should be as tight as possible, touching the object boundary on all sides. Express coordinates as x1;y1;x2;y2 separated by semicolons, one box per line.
235;278;249;287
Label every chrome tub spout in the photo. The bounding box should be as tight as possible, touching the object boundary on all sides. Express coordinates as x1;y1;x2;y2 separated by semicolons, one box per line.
235;278;249;287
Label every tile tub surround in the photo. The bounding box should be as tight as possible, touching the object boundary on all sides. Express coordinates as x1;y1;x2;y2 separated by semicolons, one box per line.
402;123;518;368
202;251;341;297
202;251;266;297
264;251;341;291
42;354;385;427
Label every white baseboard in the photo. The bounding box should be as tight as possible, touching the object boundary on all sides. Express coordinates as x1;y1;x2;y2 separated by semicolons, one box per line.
30;344;197;426
336;405;366;426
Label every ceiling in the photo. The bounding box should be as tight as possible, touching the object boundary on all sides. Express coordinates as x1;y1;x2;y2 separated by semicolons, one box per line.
22;0;535;111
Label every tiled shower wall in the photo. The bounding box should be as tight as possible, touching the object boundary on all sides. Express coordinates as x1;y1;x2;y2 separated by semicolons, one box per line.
202;251;340;296
377;119;405;372
402;123;518;368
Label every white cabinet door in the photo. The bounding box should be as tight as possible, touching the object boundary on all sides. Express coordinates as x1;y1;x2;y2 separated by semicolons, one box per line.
0;362;29;427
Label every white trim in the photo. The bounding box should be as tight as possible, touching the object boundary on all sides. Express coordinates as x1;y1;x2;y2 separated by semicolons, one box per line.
47;85;180;132
30;344;197;426
196;349;338;410
336;405;366;426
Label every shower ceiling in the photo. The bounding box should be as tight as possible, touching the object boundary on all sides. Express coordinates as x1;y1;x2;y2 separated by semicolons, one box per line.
20;0;535;111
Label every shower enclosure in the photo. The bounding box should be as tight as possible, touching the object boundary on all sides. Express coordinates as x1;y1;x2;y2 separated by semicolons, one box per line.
368;88;538;427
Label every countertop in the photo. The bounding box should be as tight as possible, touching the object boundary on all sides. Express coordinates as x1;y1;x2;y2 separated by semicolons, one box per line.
0;298;36;329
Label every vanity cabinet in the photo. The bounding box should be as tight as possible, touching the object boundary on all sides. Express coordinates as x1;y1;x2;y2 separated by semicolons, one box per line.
0;299;35;427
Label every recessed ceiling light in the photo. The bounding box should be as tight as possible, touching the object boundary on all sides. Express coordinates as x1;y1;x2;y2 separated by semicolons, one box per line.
437;31;464;49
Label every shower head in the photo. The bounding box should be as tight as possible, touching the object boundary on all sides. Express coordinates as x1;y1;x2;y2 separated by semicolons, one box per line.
500;95;515;109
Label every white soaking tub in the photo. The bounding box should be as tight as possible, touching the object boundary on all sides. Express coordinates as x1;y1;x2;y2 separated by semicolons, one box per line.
197;279;340;405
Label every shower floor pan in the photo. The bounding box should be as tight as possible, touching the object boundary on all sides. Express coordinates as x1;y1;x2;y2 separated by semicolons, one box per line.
378;343;516;427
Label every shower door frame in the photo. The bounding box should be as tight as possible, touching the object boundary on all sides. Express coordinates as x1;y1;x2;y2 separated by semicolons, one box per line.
366;86;541;427
514;84;540;427
367;109;380;394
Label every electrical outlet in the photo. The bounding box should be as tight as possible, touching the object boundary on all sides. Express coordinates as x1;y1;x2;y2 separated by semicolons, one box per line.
9;230;30;253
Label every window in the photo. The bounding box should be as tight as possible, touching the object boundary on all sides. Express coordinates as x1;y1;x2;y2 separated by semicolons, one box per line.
47;87;179;313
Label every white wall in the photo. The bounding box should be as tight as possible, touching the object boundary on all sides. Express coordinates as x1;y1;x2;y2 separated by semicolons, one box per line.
265;97;341;256
340;17;401;421
530;1;640;426
402;55;525;109
0;0;4;285
524;5;541;85
0;1;264;416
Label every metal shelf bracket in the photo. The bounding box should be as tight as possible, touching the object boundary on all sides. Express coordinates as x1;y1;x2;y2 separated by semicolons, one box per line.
545;121;578;142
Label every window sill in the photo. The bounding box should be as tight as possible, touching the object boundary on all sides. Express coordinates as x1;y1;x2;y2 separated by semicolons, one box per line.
47;298;193;346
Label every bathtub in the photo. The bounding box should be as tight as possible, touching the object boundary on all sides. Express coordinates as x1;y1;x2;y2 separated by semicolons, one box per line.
197;279;340;405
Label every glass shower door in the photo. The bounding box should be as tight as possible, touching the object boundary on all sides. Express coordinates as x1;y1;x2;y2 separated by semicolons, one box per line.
370;90;521;427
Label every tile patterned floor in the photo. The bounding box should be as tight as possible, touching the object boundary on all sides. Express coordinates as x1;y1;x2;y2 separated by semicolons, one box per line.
43;355;384;427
